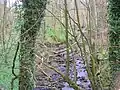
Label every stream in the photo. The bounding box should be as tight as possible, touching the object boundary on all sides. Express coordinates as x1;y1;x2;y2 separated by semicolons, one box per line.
34;44;92;90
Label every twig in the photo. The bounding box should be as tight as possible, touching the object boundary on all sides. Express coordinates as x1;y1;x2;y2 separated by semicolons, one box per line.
11;42;19;90
46;8;74;37
35;54;82;90
12;42;19;77
35;54;51;79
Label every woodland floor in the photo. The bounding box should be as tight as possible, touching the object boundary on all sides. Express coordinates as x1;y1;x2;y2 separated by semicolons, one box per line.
33;43;120;90
34;43;91;90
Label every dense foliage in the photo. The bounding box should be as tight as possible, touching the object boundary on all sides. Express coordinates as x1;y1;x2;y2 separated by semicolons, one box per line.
108;0;120;72
19;0;47;89
108;0;120;89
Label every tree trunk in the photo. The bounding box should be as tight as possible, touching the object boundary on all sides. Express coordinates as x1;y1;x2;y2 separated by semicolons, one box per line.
19;0;47;90
108;0;120;89
108;0;120;73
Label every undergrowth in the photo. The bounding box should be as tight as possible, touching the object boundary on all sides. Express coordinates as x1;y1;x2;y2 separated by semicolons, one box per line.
45;26;71;43
0;10;20;90
0;42;19;90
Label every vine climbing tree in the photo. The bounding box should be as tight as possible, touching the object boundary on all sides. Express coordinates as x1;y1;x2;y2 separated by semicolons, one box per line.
108;0;120;73
108;0;120;88
19;0;47;89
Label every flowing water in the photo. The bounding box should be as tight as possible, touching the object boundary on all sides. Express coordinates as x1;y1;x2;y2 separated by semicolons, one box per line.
35;44;92;90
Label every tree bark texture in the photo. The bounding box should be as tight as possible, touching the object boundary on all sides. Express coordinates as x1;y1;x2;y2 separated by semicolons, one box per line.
19;0;47;90
108;0;120;72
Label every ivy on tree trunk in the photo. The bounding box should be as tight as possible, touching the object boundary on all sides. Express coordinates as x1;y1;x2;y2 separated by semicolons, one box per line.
108;1;120;89
108;0;120;72
19;0;47;90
